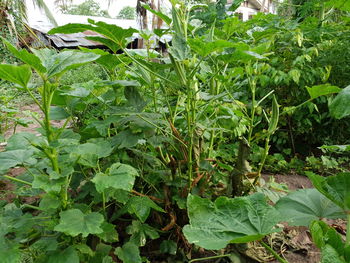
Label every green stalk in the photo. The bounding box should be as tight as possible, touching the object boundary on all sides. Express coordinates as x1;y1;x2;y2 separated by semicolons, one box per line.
2;175;32;186
260;240;288;263
102;191;106;213
280;98;313;116
21;204;43;211
208;129;215;158
42;81;68;208
189;254;232;263
247;77;256;144
320;1;326;25
254;136;270;185
346;213;350;246
186;86;194;188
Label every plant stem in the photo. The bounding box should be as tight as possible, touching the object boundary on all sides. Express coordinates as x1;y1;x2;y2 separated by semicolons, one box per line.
186;87;194;189
247;76;256;145
260;240;288;263
254;136;270;185
189;254;232;263
346;213;350;246
2;175;32;186
21;204;43;211
102;191;106;213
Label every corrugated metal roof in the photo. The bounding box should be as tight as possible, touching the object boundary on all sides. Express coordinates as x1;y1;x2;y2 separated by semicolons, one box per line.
27;14;140;49
46;31;105;48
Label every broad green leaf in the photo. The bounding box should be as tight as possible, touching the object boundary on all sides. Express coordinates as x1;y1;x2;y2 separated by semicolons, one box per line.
32;175;64;193
92;163;139;193
39;194;61;211
310;221;344;255
6;132;44;151
48;20;138;52
329;85;350;119
97;222;119;243
87;116;119;137
47;247;79;263
2;38;46;73
31;237;58;255
160;240;177;255
306;84;341;100
115;242;142;263
86;18;138;48
327;0;350;11
69;142;113;167
74;244;94;257
0;236;21;263
54;209;104;237
0;149;37;173
217;43;253;63
0;248;21;263
321;244;346;263
320;145;350;153
142;4;172;25
229;0;245;11
112;80;140;87
50;106;70;120
188;38;235;57
102;256;114;263
0;204;34;235
112;130;144;149
0;64;32;88
168;35;190;61
85;36;120;52
60;86;91;98
96;54;123;71
31;49;100;78
306;172;350;211
124;86;147;111
344;246;350;262
275;189;345;226
126;220;159;247
73;153;98;168
90;244;112;263
244;51;267;60
126;196;165;223
183;193;281;250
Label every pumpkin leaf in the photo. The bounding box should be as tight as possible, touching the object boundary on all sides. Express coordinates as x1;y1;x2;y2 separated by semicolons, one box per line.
183;193;281;250
275;189;346;226
54;209;104;237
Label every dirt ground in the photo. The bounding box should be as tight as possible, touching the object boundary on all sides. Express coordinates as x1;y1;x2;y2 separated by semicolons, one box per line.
4;104;64;139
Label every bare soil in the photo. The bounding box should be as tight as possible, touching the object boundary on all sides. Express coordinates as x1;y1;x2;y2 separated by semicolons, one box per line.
4;104;64;138
263;173;314;190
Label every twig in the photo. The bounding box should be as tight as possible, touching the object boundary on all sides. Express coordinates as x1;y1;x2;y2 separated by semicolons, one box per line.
131;190;164;203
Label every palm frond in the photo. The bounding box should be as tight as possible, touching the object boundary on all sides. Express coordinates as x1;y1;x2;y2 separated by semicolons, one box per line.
32;0;58;26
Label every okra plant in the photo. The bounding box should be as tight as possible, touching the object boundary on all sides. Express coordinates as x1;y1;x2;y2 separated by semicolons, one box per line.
0;0;348;262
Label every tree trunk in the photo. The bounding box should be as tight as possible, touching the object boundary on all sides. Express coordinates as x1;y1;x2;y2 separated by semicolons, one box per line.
260;0;266;12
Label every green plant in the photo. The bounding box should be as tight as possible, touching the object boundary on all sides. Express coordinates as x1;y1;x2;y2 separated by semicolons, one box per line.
117;6;136;20
0;1;348;262
61;0;110;17
307;172;350;261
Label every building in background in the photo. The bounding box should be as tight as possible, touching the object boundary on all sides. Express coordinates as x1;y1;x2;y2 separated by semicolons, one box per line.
228;0;276;21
